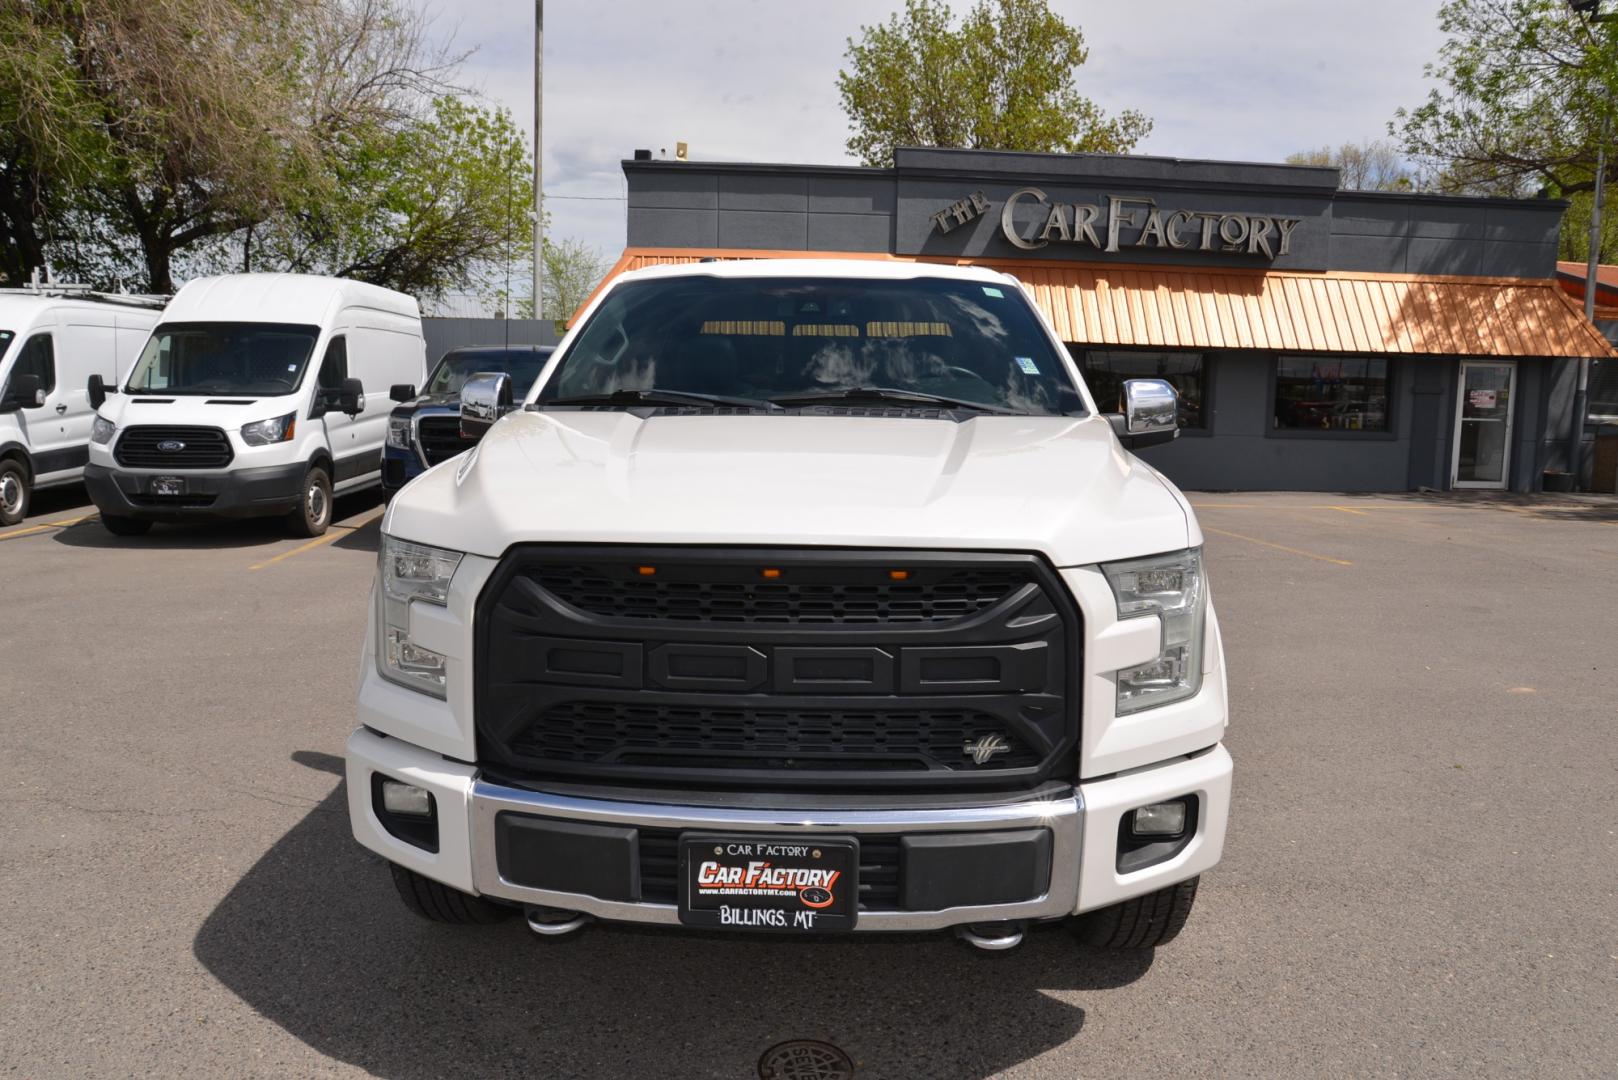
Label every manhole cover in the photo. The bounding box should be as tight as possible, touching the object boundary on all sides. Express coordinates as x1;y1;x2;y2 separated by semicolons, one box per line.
757;1039;856;1079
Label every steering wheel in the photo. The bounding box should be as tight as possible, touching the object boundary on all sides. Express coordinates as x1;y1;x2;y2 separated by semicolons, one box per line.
942;365;996;388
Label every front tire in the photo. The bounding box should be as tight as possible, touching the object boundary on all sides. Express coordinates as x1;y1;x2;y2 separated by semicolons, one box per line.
287;465;332;537
389;864;513;925
101;513;153;537
0;459;29;526
1074;877;1200;949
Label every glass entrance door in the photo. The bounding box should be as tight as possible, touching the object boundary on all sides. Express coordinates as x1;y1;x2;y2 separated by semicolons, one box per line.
1451;361;1516;489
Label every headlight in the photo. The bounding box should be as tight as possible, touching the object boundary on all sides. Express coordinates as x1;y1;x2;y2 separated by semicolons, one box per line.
386;415;412;450
241;412;296;446
1101;547;1206;714
90;415;117;444
377;534;463;697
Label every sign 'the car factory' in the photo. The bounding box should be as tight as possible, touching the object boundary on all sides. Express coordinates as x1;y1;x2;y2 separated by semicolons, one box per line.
931;187;1304;260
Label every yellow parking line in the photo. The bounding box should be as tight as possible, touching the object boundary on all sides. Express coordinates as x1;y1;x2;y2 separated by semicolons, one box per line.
0;511;99;542
1324;505;1371;517
248;508;384;571
1203;526;1353;566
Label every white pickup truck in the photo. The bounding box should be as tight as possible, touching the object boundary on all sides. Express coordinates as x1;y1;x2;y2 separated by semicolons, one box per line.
346;259;1231;951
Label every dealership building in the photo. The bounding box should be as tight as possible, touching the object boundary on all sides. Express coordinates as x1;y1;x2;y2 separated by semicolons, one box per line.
582;147;1615;493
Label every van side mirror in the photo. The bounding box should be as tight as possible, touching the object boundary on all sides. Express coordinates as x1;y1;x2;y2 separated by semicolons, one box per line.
459;371;514;441
89;374;107;410
337;377;365;417
389;383;417;404
2;373;44;413
1106;378;1179;450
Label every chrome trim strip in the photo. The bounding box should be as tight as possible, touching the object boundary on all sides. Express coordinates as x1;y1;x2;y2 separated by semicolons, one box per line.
409;412;430;470
469;780;1083;931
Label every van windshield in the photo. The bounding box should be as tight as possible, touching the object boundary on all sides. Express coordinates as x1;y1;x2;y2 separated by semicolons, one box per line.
426;348;550;397
124;322;321;396
538;276;1083;416
0;331;13;360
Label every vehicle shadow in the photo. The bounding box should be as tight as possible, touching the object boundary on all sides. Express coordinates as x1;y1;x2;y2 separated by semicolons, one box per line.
194;755;1149;1079
52;491;385;550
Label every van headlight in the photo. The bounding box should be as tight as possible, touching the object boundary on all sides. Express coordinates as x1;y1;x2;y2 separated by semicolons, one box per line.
241;412;297;445
1101;547;1206;714
91;415;117;444
377;534;463;697
386;415;412;450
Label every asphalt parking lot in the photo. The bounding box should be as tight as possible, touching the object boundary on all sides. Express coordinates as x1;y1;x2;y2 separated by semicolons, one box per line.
2;486;1617;1079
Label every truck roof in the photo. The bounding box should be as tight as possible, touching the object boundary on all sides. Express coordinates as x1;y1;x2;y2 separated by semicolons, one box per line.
614;258;1015;286
161;273;420;325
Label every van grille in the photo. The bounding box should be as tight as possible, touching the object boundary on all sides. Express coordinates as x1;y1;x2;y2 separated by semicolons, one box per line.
114;426;234;470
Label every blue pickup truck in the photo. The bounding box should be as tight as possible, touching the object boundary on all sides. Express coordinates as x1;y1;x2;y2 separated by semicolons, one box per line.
382;344;554;497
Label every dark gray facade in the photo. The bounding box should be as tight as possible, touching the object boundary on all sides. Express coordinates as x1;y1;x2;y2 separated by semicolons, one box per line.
618;147;1601;493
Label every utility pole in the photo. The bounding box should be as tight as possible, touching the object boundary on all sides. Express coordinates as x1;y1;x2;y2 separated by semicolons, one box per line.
533;0;544;322
1568;0;1615;486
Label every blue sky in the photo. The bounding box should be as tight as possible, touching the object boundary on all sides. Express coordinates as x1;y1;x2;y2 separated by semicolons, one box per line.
426;0;1450;263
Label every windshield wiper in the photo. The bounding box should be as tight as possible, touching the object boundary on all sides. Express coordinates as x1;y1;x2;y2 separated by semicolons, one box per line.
768;386;1018;414
539;388;780;411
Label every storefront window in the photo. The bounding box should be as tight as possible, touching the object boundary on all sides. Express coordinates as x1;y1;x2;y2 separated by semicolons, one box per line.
1590;357;1618;424
1273;356;1390;432
1080;351;1206;428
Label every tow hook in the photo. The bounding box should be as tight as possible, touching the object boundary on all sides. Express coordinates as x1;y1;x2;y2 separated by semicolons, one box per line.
524;906;590;937
954;920;1025;951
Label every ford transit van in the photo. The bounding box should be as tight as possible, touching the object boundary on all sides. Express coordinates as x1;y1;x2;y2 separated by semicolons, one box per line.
0;284;163;525
85;274;426;536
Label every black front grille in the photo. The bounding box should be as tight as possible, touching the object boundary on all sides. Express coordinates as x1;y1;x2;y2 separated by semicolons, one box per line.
476;548;1080;793
114;426;234;470
417;415;471;466
637;828;902;910
534;563;1031;624
511;701;1042;771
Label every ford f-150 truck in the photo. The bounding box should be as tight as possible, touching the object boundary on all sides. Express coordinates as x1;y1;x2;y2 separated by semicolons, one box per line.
346;259;1231;951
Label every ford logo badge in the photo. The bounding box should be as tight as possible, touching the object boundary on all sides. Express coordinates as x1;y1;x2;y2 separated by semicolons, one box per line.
157;439;186;452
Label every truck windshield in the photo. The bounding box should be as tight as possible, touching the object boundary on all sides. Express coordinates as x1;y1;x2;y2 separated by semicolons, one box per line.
124;322;321;396
426;348;550;397
0;330;13;360
538;276;1083;416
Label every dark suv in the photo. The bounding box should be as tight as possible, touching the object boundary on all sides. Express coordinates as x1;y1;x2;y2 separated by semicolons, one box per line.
382;344;553;496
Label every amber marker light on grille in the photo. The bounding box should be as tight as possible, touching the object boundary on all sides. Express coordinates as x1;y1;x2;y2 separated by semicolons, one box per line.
761;567;782;579
889;569;910;581
636;565;657;576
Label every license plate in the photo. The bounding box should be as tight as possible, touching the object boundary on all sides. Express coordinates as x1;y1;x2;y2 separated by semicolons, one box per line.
150;476;186;496
678;834;858;932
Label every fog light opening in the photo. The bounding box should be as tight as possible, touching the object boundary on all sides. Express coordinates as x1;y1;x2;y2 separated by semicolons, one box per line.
371;772;440;853
1131;799;1189;839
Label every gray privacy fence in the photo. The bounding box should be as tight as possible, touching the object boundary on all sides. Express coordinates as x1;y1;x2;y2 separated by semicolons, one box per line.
421;318;561;365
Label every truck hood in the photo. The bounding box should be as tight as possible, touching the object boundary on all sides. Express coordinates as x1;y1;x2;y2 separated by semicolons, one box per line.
384;410;1196;567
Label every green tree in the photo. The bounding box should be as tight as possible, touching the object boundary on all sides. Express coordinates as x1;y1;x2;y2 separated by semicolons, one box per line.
1394;0;1618;256
1286;139;1415;191
539;237;612;325
257;97;533;300
836;0;1151;167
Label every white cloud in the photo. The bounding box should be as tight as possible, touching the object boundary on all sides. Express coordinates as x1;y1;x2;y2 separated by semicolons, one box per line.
420;0;1448;259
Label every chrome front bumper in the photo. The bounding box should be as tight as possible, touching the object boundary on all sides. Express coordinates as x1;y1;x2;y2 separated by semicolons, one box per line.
468;781;1083;931
346;727;1232;932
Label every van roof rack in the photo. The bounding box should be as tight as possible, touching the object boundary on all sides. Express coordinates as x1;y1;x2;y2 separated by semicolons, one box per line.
0;267;168;309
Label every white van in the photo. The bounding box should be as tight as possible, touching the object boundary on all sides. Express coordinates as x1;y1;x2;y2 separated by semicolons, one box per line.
0;286;163;525
85;274;426;537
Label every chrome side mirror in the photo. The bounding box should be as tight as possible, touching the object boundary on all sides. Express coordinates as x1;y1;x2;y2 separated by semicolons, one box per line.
460;371;514;440
1106;378;1179;449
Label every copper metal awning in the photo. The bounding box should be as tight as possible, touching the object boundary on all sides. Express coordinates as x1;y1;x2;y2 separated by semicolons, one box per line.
577;248;1615;359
